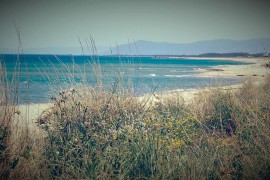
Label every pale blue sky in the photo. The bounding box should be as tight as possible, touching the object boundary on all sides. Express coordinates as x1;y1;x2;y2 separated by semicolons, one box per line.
0;0;270;50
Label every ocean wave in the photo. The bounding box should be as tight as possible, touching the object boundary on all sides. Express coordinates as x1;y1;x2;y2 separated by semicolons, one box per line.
193;68;203;70
164;75;190;78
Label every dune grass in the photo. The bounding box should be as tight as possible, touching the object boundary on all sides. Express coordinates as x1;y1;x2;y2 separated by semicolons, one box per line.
40;73;270;179
1;58;270;179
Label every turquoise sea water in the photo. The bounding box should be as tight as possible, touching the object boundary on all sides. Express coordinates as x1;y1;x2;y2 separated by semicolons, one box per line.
1;54;249;104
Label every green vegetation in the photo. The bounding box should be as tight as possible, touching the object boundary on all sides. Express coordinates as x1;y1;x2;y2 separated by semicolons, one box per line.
1;60;270;179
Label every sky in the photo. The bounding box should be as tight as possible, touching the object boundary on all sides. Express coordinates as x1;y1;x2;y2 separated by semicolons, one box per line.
0;0;270;51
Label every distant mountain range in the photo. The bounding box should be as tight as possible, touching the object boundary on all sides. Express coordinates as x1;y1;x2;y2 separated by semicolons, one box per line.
1;38;270;56
108;38;270;56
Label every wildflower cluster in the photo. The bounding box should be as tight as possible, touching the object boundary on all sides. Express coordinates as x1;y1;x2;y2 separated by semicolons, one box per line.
144;115;199;151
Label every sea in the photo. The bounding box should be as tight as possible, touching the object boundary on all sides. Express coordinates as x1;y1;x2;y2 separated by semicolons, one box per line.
0;54;249;104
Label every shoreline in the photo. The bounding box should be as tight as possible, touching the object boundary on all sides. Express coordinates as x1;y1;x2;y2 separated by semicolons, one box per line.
140;57;269;103
16;57;269;122
17;84;242;122
190;57;269;83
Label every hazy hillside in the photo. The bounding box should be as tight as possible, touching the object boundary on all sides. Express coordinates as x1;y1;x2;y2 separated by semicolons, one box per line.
107;38;270;55
1;38;270;55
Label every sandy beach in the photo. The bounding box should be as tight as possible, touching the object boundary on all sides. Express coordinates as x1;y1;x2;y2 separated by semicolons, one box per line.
16;57;270;124
190;57;269;83
141;57;269;104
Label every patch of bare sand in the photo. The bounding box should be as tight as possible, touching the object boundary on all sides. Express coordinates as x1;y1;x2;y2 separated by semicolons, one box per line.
192;57;270;84
139;83;242;107
13;103;53;132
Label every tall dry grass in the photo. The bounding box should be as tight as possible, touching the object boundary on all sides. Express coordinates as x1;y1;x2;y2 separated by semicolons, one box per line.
0;60;20;179
0;59;50;179
38;70;270;179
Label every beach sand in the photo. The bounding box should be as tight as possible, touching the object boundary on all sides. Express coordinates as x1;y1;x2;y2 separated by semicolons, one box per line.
140;57;269;107
15;103;53;131
191;57;269;83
